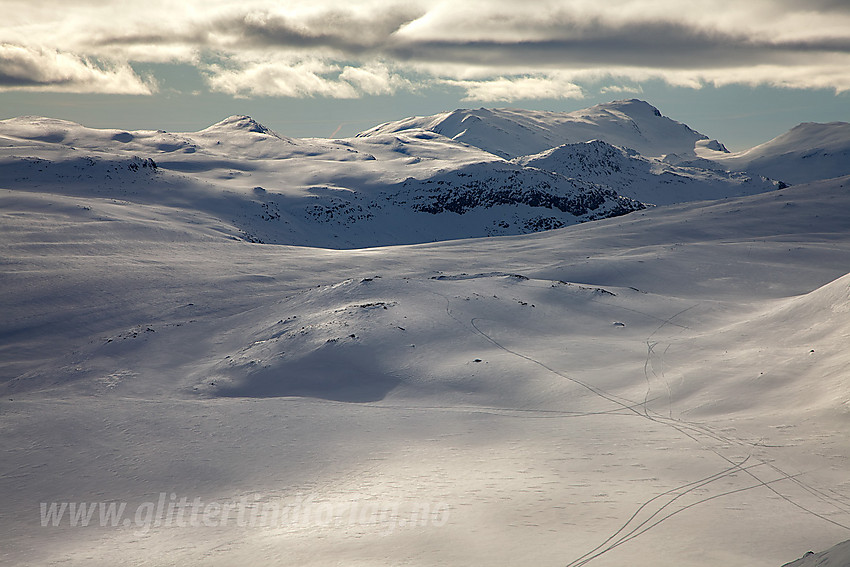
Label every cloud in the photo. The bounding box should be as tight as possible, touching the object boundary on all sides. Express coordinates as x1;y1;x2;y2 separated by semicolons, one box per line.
212;5;424;54
600;84;644;95
205;59;358;98
388;17;850;70
204;58;411;98
338;64;412;96
443;75;584;102
697;62;850;93
2;1;850;96
0;44;155;94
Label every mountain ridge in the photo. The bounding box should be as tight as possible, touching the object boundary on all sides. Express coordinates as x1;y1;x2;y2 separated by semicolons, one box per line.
515;138;780;205
703;120;850;184
2;100;847;248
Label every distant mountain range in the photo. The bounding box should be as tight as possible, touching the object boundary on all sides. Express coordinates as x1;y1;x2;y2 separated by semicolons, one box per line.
357;99;715;159
1;99;847;248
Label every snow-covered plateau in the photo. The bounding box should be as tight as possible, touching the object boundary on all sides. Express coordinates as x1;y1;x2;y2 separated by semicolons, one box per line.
2;100;850;566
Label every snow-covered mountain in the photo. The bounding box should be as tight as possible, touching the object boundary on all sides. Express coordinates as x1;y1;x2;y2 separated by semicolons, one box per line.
515;139;780;205
358;99;717;159
359;100;850;188
699;121;850;185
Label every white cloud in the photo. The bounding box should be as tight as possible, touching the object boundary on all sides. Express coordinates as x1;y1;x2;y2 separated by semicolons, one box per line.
204;54;414;98
600;84;644;95
0;44;155;94
338;64;412;96
697;62;850;94
443;75;584;102
205;59;358;98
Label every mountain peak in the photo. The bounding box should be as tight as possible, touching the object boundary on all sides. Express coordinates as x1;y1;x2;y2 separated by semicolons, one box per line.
600;99;663;117
202;115;280;137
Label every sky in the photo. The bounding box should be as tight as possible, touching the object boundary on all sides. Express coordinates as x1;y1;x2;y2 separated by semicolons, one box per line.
1;0;849;150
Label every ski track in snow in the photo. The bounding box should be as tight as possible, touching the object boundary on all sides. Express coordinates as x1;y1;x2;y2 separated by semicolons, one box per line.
437;283;850;565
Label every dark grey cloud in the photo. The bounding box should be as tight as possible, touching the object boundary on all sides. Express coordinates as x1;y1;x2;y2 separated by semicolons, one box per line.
91;30;210;48
387;20;850;69
777;37;850;53
220;7;423;53
0;72;54;87
771;0;850;12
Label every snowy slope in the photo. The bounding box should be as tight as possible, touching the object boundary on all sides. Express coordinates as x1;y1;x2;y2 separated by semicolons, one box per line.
516;139;780;205
699;121;850;185
783;539;850;567
358;99;714;159
3;170;850;567
664;265;850;419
